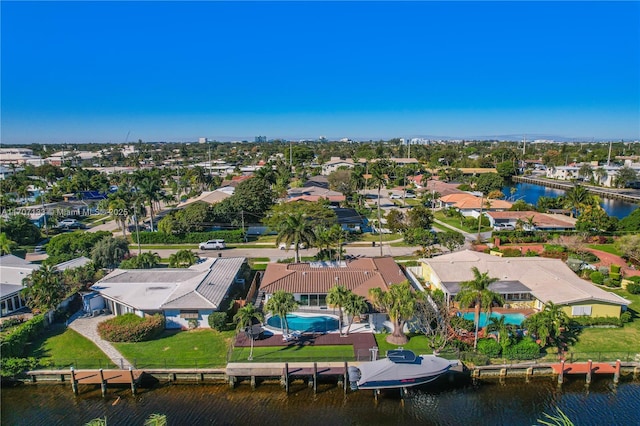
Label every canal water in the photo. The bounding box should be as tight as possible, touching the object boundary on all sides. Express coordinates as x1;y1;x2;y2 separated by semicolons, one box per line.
2;376;639;425
503;182;638;219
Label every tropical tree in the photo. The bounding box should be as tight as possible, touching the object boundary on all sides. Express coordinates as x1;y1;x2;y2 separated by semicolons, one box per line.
168;249;198;268
233;303;264;361
594;167;609;186
614;165;638;188
327;285;351;335
368;160;391;256
455;267;504;350
22;264;66;321
563;185;594;217
108;196;130;237
437;230;465;253
136;171;163;231
91;237;130;269
615;234;640;265
487;315;514;351
0;232;16;255
578;163;593;182
369;281;419;345
343;293;368;335
414;290;451;353
119;251;161;269
523;301;570;352
264;290;298;335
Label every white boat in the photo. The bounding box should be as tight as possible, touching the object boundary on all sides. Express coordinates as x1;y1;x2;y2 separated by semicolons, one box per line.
348;349;457;390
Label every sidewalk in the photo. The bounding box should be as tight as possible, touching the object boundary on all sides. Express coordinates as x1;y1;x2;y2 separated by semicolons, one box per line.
67;311;133;369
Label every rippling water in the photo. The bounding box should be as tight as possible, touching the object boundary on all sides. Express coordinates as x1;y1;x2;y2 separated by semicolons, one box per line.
2;376;639;426
503;182;638;219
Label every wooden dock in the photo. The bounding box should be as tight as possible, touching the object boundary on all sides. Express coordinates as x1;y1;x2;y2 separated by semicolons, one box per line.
26;368;145;397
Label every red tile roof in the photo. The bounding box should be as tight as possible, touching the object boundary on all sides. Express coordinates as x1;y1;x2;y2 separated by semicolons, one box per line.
260;257;406;298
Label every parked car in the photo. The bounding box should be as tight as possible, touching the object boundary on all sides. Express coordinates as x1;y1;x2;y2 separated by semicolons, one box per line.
389;194;402;200
57;219;84;229
278;242;306;250
199;239;226;250
493;223;515;231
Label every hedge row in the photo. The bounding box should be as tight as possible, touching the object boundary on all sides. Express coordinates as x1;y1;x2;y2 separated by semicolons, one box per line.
502;338;541;360
133;230;245;244
0;315;46;359
627;282;640;294
570;316;623;327
0;357;48;378
97;313;165;342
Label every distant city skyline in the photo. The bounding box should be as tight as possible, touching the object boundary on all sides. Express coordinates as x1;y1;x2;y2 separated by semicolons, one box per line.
2;1;639;144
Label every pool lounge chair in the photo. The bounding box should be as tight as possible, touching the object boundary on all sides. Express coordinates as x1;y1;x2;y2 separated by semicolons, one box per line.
282;331;301;342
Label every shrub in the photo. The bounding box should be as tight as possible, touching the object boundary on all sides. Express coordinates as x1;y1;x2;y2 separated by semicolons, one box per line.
0;315;46;359
502;338;541;360
459;351;489;366
97;314;164;342
598;267;609;276
626;282;640;294
610;264;621;274
207;312;229;331
525;250;539;257
628;276;640;284
450;316;475;332
477;338;502;358
501;248;522;257
621;311;632;323
590;271;604;285
604;278;620;288
0;357;40;378
134;230;244;244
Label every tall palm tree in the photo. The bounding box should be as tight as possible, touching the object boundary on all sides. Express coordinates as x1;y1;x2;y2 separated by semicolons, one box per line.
368;160;390;256
595;167;608;186
108;196;130;237
274;212;315;263
563;185;592;217
233;303;264;361
136;172;163;231
344;293;368;335
265;290;298;335
455;267;504;350
369;281;419;345
327;285;350;335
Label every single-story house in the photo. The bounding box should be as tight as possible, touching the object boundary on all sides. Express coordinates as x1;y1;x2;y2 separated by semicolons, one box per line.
0;255;39;316
91;257;246;329
287;186;345;204
303;175;330;190
259;257;407;309
332;207;370;233
0;254;91;317
486;211;577;231
439;193;512;216
321;157;358;175
177;190;232;208
420;250;629;318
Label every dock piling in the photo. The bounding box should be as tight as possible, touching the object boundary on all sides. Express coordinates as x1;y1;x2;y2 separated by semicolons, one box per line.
251;376;256;389
71;367;78;395
129;367;137;396
99;368;107;397
586;360;592;384
614;360;621;384
343;362;348;394
284;363;289;394
313;363;318;394
558;360;565;384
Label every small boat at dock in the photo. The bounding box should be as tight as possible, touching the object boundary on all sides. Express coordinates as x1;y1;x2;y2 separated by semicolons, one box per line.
348;349;457;390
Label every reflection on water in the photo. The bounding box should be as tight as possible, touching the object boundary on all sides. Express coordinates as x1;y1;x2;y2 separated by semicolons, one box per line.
2;377;639;426
503;182;638;219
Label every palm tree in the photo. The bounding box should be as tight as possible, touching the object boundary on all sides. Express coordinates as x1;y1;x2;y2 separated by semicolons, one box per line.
136;171;163;231
455;267;504;350
108;196;130;237
344;293;368;335
22;264;66;322
233;303;264;361
524;215;537;231
136;251;161;268
578;164;593;182
369;281;419;345
595;167;608;186
0;232;15;255
563;185;592;217
368;160;390;256
168;249;198;268
487;315;513;350
327;285;350;335
274;212;315;263
265;290;298;335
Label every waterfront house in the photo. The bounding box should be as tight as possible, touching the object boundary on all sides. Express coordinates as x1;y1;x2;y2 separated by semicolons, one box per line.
0;255;39;316
90;257;246;329
258;257;406;309
419;250;629;317
438;193;512;216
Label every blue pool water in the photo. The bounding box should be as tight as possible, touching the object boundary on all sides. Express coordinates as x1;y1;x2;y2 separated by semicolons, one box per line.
461;312;526;328
267;314;339;333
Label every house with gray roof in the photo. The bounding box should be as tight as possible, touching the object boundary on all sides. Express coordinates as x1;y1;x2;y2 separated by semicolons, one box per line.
0;254;39;316
91;257;246;329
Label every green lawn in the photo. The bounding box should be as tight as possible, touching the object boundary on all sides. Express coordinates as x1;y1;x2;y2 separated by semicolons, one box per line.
587;244;623;257
568;288;640;359
229;344;355;363
433;211;491;233
113;329;234;368
24;324;117;369
356;233;403;242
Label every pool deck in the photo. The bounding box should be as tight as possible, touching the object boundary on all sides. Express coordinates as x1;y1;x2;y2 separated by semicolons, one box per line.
457;308;536;317
234;332;378;359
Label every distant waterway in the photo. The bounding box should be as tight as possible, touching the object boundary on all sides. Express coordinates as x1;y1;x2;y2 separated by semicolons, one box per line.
503;182;638;219
2;377;639;425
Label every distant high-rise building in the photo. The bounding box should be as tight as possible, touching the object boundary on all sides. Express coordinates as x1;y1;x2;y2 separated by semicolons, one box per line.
255;136;267;143
198;137;208;144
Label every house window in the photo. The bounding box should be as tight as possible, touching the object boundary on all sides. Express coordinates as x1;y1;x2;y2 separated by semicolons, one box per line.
299;294;309;306
572;305;592;316
180;311;199;319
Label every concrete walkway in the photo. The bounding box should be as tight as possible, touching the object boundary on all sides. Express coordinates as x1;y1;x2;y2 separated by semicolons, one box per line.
67;311;133;369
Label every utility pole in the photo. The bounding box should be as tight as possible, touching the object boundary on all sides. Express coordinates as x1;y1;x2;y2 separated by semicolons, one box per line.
522;135;526;156
607;140;613;167
241;210;246;242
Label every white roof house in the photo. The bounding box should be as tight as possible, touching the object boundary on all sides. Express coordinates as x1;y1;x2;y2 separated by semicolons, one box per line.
420;250;629;316
91;257;246;328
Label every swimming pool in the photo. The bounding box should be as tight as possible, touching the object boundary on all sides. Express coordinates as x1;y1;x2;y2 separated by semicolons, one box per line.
266;314;339;333
461;312;526;328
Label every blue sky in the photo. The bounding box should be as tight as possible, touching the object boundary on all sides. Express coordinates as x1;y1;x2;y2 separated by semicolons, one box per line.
2;1;639;144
